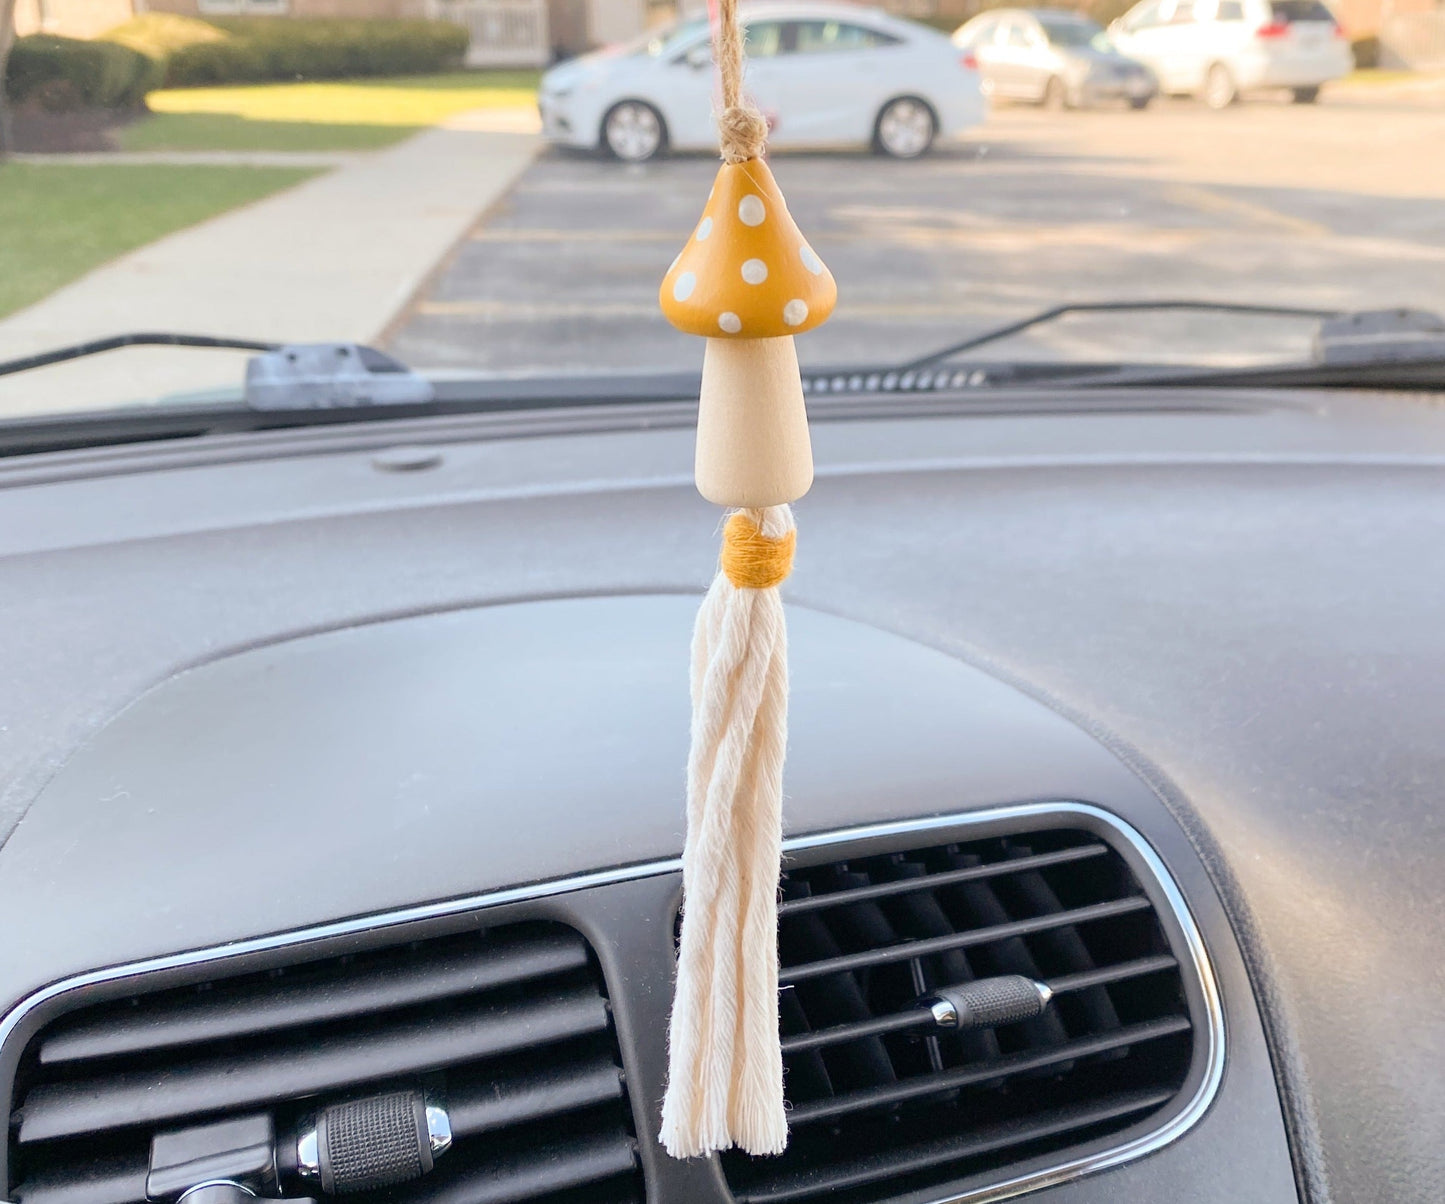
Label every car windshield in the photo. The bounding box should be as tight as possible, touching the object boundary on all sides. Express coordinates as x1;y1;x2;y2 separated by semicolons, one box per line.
638;17;707;58
1037;17;1112;47
0;0;1440;424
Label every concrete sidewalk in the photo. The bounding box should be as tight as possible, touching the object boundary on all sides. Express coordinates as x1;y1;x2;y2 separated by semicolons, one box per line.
0;114;540;417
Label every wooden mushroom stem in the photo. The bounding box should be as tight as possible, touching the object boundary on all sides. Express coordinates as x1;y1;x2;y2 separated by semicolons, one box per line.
696;336;814;509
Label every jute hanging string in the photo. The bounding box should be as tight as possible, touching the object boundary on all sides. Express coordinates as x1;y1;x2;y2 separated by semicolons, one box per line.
657;0;837;1161
712;0;767;164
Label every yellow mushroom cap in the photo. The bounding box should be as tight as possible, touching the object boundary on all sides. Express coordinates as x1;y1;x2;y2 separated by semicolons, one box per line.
659;158;836;339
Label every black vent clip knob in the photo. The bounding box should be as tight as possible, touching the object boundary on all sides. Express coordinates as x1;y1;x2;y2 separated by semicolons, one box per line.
927;975;1054;1031
295;1091;452;1195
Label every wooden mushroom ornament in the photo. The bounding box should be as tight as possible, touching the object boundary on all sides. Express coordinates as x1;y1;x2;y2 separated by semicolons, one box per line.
657;0;838;1162
660;161;837;506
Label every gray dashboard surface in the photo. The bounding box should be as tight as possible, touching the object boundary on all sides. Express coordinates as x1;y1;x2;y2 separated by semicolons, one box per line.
3;387;1445;1203
0;596;1292;1204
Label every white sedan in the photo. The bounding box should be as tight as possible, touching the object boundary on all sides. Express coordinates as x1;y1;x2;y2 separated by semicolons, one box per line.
538;3;987;161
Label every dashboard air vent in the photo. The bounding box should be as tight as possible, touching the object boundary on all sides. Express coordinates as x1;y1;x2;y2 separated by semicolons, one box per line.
721;825;1203;1204
7;922;641;1204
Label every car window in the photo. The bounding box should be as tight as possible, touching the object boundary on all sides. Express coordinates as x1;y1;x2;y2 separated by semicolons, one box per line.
1121;0;1164;29
791;20;900;53
1037;16;1108;46
1217;0;1245;18
645;19;708;59
1166;0;1197;23
1269;0;1335;19
745;21;786;58
995;20;1033;47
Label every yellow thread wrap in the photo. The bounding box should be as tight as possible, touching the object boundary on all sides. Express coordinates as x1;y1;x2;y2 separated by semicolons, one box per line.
720;513;795;590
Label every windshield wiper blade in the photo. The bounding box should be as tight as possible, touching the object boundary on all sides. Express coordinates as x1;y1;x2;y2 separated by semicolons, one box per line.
899;300;1341;373
0;333;278;379
921;306;1445;392
1040;356;1445;392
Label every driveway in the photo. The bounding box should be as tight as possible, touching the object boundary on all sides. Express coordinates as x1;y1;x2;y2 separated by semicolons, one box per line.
388;93;1445;374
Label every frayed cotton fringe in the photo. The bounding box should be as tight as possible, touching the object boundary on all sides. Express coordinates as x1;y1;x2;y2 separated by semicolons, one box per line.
660;504;793;1159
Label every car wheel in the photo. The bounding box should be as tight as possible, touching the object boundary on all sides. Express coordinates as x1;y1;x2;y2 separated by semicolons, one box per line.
1292;85;1321;103
1202;63;1237;109
874;97;936;158
1128;94;1152;110
1042;76;1070;111
602;101;665;162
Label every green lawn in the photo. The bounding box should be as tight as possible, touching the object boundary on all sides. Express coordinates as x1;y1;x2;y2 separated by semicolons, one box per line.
120;71;542;152
0;162;318;319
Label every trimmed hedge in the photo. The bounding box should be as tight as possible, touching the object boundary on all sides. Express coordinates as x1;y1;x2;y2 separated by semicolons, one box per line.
163;18;469;87
5;34;162;112
102;13;230;63
3;16;471;112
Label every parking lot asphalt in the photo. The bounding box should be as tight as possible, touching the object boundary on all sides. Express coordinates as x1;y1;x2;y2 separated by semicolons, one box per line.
387;94;1445;376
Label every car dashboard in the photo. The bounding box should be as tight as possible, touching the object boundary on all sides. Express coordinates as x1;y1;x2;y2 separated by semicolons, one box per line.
3;383;1443;1204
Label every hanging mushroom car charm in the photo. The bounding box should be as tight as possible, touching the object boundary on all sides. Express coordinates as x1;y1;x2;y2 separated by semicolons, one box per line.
657;132;839;1156
660;160;837;506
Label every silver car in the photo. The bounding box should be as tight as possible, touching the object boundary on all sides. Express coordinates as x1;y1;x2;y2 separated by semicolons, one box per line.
953;8;1159;109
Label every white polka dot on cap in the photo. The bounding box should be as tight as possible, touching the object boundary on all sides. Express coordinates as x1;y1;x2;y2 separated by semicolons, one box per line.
718;312;742;334
696;216;713;241
783;299;809;326
800;246;824;276
738;195;766;226
741;259;768;285
672;271;697;301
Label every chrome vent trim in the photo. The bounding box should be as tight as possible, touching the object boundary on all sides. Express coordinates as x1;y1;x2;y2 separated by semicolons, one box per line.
0;803;1223;1204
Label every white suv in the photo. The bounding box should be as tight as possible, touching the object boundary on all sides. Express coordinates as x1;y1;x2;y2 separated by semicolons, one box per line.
1109;0;1352;108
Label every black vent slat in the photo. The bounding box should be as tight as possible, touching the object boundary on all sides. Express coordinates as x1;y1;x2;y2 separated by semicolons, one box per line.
785;1015;1191;1127
38;932;590;1066
880;855;1000;1068
447;1057;624;1138
780;1010;932;1054
800;872;909;1093
399;1130;638;1204
732;1087;1177;1204
10;921;642;1204
19;989;609;1143
11;1154;146;1204
776;844;1111;916
1049;953;1179;994
727;825;1204;1204
994;850;1122;1038
779;895;1154;985
937;849;1072;1062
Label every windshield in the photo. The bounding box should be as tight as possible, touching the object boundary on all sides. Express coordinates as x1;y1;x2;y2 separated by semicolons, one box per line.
637;17;708;57
0;1;1441;422
1036;17;1112;47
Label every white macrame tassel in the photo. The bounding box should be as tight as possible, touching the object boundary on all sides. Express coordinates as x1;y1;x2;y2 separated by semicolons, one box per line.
661;504;794;1159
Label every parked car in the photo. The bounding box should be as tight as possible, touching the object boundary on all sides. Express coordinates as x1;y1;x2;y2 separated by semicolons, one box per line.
538;2;987;161
953;9;1158;109
1109;0;1352;107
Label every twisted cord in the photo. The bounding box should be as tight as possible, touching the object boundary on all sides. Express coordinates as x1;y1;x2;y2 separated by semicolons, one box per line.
715;0;768;163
